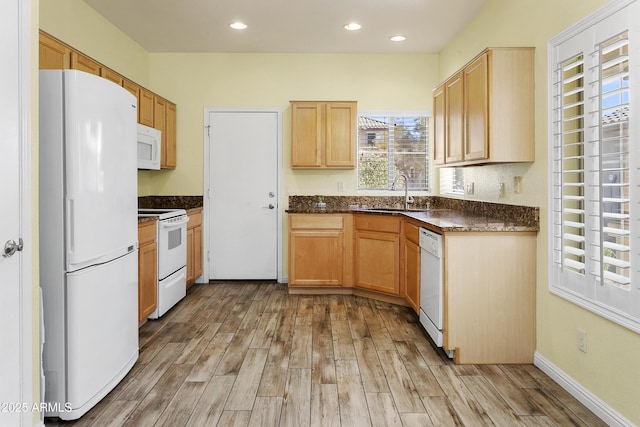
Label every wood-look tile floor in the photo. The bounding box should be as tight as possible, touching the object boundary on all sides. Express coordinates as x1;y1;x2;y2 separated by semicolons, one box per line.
46;282;606;427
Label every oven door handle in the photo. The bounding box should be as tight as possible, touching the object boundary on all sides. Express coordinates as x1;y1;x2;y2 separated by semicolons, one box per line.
160;217;190;229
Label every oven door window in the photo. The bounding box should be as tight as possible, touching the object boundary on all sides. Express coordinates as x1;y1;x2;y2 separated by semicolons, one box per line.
168;227;182;249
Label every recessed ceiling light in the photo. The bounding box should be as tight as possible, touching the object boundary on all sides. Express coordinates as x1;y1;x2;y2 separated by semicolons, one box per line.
344;23;362;31
230;22;248;30
390;35;406;42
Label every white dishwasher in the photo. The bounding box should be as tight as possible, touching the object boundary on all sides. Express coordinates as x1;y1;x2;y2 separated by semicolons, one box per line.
419;227;444;348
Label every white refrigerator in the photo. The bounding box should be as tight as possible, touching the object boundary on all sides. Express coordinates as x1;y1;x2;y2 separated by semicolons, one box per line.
39;70;139;420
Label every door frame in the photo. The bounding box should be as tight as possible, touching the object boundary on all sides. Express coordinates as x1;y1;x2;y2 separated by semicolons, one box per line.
202;107;284;283
14;0;34;424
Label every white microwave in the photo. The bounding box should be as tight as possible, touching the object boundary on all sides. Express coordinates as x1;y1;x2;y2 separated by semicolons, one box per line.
137;123;161;170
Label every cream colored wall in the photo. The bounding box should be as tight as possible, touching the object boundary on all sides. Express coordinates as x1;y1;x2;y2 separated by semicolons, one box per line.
146;53;439;198
438;0;639;424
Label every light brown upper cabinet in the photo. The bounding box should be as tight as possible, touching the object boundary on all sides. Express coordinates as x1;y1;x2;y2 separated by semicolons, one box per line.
433;47;535;166
100;68;124;86
432;84;446;166
290;101;357;169
70;51;101;75
164;101;177;169
139;88;155;127
39;33;71;70
39;30;178;168
153;96;176;169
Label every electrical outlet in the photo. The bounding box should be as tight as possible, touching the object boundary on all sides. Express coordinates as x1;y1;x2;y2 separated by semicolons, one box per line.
577;329;587;352
466;182;474;195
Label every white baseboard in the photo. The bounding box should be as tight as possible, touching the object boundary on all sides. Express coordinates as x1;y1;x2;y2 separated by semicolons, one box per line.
533;352;636;427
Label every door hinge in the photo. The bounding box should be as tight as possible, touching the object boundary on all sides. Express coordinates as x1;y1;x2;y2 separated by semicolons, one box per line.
207;251;211;262
205;125;210;137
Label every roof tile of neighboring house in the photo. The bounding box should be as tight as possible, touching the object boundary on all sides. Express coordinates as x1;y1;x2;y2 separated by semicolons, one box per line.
358;116;388;130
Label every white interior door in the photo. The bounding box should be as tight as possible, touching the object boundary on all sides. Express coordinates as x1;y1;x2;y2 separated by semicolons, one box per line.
0;0;32;425
208;110;279;280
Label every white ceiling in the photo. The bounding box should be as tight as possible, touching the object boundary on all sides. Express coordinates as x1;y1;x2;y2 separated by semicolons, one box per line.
82;0;487;54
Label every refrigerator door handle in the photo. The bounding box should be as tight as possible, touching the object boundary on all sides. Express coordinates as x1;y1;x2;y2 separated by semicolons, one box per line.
67;197;74;254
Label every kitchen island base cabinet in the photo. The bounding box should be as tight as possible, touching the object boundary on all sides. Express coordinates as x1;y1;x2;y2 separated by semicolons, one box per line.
444;232;536;364
138;221;158;325
288;214;353;287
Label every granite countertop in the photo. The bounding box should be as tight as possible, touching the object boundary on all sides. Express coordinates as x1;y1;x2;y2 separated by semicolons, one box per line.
137;215;158;225
137;195;204;224
286;196;539;233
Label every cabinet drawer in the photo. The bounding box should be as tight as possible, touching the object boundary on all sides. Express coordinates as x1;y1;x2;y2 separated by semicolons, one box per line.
405;222;420;244
138;221;157;245
188;210;202;228
355;214;400;234
290;215;344;230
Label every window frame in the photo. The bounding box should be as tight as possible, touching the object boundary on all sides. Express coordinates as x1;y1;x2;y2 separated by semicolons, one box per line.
547;0;640;333
356;110;431;193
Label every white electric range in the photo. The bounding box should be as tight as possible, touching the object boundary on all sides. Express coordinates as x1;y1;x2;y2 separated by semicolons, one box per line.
138;208;189;318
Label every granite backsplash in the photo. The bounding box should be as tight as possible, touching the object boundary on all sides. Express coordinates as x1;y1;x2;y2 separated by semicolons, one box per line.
138;195;203;210
288;195;539;229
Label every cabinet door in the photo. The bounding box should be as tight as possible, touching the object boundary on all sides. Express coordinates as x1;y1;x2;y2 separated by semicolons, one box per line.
154;96;169;168
100;68;123;86
404;239;420;314
186;227;195;286
325;102;356;168
194;225;203;279
164;101;177;169
291;102;322;168
445;72;464;163
464;53;489;161
139;88;154;127
289;230;344;285
122;80;141;122
138;242;157;322
432;84;446;165
39;33;70;69
355;230;400;295
70;51;101;75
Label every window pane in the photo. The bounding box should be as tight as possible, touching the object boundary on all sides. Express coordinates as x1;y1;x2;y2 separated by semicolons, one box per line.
358;114;428;191
599;31;630;289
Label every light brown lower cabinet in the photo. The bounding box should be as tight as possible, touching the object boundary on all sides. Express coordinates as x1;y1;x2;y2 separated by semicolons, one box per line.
403;221;421;313
138;221;157;323
354;214;401;295
288;212;537;364
288;214;352;286
443;232;536;364
187;209;203;288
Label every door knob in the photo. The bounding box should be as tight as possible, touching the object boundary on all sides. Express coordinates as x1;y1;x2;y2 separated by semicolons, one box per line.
263;204;275;209
3;238;23;258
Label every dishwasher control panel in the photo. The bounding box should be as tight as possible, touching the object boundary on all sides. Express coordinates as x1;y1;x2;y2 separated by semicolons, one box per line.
419;228;442;257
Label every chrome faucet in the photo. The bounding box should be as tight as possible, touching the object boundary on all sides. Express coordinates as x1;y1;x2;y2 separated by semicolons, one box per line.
391;173;414;210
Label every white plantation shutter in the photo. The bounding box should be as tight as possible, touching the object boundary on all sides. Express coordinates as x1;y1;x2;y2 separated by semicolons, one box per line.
549;0;640;331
